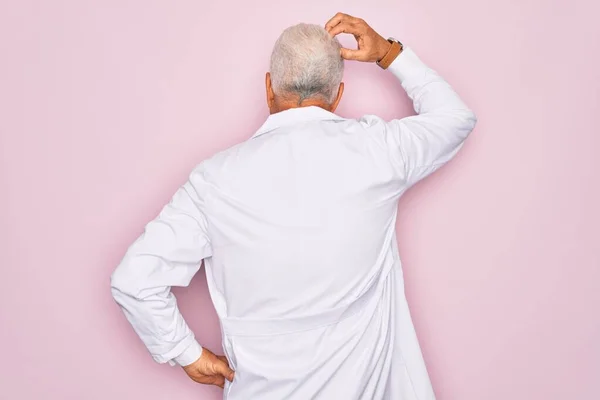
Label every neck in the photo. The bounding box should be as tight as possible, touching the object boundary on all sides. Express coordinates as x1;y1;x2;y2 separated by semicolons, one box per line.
270;97;332;114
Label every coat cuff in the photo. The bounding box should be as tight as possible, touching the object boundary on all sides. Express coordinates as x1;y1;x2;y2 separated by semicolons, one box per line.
171;340;203;367
387;47;427;83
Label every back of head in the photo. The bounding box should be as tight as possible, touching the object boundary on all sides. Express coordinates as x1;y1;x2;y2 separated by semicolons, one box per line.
270;23;344;105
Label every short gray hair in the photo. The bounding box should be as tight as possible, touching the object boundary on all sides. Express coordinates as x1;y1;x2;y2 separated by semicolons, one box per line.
270;23;344;104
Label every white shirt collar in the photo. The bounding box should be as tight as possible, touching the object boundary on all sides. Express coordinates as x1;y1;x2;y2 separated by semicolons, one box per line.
252;106;345;138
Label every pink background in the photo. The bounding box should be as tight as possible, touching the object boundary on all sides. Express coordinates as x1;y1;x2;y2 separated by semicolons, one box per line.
1;1;599;399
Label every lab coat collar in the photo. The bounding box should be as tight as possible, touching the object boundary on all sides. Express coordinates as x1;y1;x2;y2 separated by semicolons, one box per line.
252;106;345;138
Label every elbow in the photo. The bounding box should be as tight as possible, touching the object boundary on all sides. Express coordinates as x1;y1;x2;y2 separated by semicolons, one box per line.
467;109;478;130
110;264;137;302
110;269;125;302
110;259;157;302
463;108;478;134
455;108;477;140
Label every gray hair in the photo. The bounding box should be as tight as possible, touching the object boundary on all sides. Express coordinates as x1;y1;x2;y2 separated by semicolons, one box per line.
270;23;344;104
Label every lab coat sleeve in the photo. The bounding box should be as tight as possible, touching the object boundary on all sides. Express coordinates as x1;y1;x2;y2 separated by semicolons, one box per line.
110;164;212;367
379;47;477;186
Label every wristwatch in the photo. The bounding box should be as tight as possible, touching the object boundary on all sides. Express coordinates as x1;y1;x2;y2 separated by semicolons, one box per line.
376;37;403;70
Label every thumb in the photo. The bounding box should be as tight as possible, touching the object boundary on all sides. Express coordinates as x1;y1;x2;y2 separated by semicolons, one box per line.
215;358;235;381
340;47;363;61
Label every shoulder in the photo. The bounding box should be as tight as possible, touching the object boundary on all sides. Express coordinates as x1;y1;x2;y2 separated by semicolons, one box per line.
187;139;249;189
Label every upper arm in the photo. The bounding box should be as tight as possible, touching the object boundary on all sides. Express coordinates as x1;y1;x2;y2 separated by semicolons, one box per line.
111;166;213;298
366;47;478;186
385;108;477;185
359;107;476;188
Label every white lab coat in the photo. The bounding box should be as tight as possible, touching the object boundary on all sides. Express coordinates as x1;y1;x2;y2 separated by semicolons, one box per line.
111;47;476;399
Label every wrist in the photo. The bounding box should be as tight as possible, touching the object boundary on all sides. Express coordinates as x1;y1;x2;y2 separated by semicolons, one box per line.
376;37;392;61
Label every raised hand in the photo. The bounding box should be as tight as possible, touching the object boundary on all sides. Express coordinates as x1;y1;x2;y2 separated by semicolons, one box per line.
325;13;391;62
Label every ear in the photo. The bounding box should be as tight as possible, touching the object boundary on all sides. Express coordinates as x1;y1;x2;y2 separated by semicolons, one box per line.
330;82;344;113
265;72;275;112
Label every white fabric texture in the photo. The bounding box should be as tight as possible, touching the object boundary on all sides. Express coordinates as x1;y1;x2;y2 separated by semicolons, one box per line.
111;47;477;399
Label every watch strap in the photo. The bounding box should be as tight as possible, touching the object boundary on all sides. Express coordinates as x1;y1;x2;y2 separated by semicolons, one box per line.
376;39;403;70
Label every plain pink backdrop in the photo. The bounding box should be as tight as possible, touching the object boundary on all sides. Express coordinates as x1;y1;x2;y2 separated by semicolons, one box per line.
1;1;599;399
